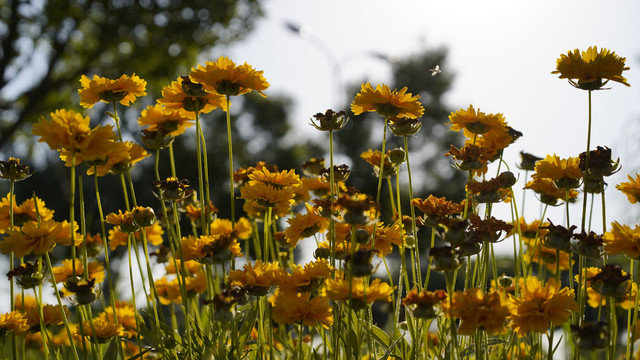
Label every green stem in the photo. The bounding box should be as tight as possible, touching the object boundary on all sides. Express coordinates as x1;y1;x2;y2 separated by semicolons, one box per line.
225;95;236;225
329;130;336;271
581;90;592;232
8;180;16;360
404;136;422;289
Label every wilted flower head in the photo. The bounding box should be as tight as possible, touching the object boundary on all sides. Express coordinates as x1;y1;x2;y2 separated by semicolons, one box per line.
552;46;630;90
388;116;422;136
7;261;48;289
153;177;193;201
588;264;631;299
351;83;424;119
519;151;542;171
571;322;608;350
572;230;603;259
403;289;446;319
78;74;147;108
310;109;349;131
0;158;34;181
541;220;577;253
579;146;620;178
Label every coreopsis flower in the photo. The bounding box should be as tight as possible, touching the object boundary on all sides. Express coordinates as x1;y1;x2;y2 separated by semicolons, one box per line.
79;74;146;107
183;201;219;227
603;221;640;259
138;103;194;137
467;125;522;156
388;116;422;136
106;209;139;233
507;277;578;336
52;259;105;285
616;174;640;204
533;154;583;189
233;161;278;187
240;182;296;218
153;177;193;201
227;261;286;296
572;230;603;259
190;56;270;97
333;191;378;225
325;277;393;309
466;172;516;204
411;195;463;227
301;158;325;176
80;140;149;175
402;289;446;319
298;177;331;200
576;267;637;309
588;264;631;298
508;218;549;245
467;214;513;244
158;76;226;117
155;274;207;305
0;219;82;257
444;288;509;335
579;146;620;178
165;258;201;275
77;317;124;343
7;261;47;289
448;105;506;135
0;194;54;233
524;241;570;273
552;46;630;90
210;217;252;239
271;290;333;328
284;203;329;247
524;178;578;206
361;149;397;178
429;246;464;272
351;83;424;118
23;304;68;332
445;144;494;175
0;311;29;336
310;109;349;131
285;259;333;293
541;220;577;253
247;167;301;189
107;222;164;250
350;221;405;256
519;151;542;171
97;301;138;338
180;234;243;264
32;109;116;162
0;157;34;181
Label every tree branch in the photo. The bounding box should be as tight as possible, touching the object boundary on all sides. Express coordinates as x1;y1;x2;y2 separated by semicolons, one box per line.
0;0;22;89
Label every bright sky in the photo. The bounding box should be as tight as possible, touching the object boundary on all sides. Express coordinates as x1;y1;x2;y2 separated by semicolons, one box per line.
223;0;640;231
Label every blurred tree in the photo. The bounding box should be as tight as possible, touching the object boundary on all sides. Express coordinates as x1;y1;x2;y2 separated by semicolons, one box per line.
0;0;262;151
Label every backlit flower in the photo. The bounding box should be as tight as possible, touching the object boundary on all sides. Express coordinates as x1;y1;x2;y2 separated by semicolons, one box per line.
533;154;583;189
285;259;333;293
247;167;301;188
189;56;270;97
77;317;124;343
361;149;397;178
411;195;463;226
0;311;29;336
271;290;333;328
227;261;285;296
138;103;194;137
445;288;509;335
351;83;424;119
157;76;227;117
79;74;146;107
240;182;296;218
180;234;243;264
403;289;446;319
325;277;393;309
617;174;640;204
603;221;640;259
107;222;164;250
0;157;34;181
52;259;105;285
0;219;82;257
524;240;570;273
0;194;54;233
284;203;329;247
448;105;506;135
525;178;578;206
210;217;252;239
32;109;116;162
552;46;630;90
507;277;578;336
97;301;138;338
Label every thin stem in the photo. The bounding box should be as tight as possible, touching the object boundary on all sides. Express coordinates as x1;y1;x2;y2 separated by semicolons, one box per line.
581;90;592;232
225;95;236;225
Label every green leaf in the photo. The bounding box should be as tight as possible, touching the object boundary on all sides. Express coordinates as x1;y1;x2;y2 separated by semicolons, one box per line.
370;325;391;348
103;337;122;360
379;336;404;360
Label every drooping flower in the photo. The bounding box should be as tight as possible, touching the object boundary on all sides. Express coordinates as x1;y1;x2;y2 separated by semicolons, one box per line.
351;83;424;119
507;277;578;336
552;46;630;90
444;288;509;335
271;290;333;328
617;174;640;204
189;56;270;97
79;74;147;107
157;76;227;117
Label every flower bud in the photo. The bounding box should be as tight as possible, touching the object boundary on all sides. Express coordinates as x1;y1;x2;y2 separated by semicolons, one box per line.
132;206;156;228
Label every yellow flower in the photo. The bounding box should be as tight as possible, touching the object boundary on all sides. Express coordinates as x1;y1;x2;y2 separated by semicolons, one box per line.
325;277;393;308
97;301;138;338
552;46;630;90
80;141;128;176
403;289;447;319
247;167;301;188
189;56;270;97
448;105;506;135
285;259;334;292
603;221;640;259
156;275;207;305
616;174;640;204
52;259;105;285
445;288;509;335
524;178;578;206
180;234;243;264
363;221;405;256
524;241;570;273
411;195;463;224
509;217;549;246
271;290;333;328
107;222;164;250
507;277;578;336
240;182;296;218
77;317;124;343
227;260;285;296
23;304;69;331
209;217;252;239
0;220;82;257
157;76;227;117
360;149;397;178
0;194;54;233
351;83;424;119
533;154;583;189
138;103;194;136
32;109;116;162
0;311;29;336
284;203;329;247
78;74;147;108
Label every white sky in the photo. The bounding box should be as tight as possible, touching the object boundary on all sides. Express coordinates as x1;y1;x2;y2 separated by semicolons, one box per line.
222;0;640;231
